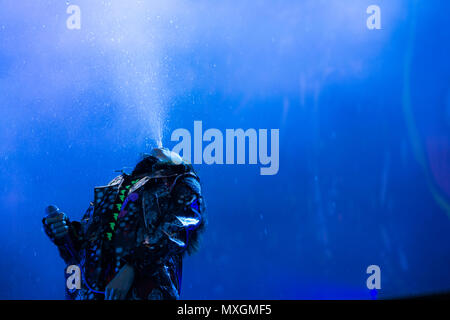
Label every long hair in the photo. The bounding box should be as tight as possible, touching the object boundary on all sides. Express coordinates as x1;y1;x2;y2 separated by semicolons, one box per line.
131;154;206;255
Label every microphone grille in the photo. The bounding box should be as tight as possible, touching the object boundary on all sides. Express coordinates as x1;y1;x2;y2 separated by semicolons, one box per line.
45;205;59;215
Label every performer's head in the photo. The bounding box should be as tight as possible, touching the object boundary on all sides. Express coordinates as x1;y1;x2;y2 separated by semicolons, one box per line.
131;148;187;176
149;147;184;165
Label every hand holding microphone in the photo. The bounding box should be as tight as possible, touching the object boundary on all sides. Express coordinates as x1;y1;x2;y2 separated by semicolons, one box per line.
43;205;69;241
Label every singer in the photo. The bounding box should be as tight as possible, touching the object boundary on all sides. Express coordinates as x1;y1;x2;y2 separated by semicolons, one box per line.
42;148;206;300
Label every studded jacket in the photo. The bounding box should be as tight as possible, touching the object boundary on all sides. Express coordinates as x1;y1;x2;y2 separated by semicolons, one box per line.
47;162;205;300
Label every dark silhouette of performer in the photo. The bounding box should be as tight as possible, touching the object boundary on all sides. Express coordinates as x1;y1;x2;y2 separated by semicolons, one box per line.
43;148;205;300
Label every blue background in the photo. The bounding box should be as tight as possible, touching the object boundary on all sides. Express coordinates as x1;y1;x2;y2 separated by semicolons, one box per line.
0;0;449;299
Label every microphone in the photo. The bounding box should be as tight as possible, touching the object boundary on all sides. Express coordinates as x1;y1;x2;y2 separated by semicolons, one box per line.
46;205;60;217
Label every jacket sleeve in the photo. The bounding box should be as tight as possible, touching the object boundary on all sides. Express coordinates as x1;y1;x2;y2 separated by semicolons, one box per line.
121;175;204;273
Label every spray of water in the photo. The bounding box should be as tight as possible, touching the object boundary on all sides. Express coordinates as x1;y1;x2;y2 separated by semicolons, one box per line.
79;1;184;150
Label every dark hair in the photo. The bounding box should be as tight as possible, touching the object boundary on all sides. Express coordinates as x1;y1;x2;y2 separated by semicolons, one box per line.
132;155;205;254
132;154;197;178
131;155;159;177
